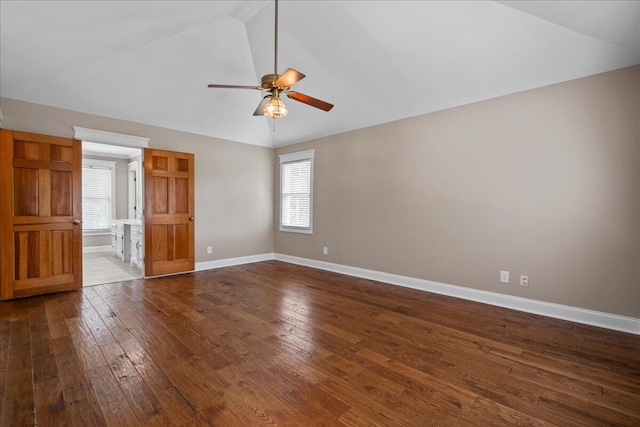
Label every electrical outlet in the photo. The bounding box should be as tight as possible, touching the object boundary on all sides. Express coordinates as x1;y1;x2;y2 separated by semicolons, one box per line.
206;246;212;254
323;246;328;255
500;271;509;283
520;275;529;287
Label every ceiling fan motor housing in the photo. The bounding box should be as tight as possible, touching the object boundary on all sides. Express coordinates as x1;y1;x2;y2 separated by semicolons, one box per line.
261;74;281;89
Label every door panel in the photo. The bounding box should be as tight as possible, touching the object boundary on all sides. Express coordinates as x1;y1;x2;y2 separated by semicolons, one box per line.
175;178;189;212
0;129;82;300
14;227;73;290
14;168;39;216
50;170;73;216
174;225;189;259
144;149;194;277
152;225;168;261
153;177;169;214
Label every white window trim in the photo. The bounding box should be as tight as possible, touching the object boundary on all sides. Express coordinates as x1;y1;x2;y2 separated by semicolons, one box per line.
82;158;116;235
279;149;314;234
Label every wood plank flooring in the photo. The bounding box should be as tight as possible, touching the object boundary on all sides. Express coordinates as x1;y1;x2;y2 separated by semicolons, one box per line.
1;260;639;426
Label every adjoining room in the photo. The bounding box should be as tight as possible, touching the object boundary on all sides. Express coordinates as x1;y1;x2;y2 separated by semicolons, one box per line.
81;141;144;286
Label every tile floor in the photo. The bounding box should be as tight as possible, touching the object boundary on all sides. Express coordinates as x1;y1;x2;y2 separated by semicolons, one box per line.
83;251;142;287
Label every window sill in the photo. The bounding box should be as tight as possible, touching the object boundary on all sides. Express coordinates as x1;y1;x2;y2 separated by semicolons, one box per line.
279;226;313;235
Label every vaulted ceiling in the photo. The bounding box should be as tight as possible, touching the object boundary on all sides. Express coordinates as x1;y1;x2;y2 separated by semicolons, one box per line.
1;1;638;148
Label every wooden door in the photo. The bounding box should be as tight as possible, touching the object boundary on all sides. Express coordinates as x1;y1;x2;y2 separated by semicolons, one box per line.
144;148;195;276
0;130;82;300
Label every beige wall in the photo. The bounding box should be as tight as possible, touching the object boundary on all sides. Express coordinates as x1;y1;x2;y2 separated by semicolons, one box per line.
0;98;274;262
275;66;640;318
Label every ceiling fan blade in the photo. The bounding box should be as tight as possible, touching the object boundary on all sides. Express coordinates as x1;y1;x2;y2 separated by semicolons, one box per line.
286;91;334;112
276;68;305;88
253;96;271;116
207;84;262;90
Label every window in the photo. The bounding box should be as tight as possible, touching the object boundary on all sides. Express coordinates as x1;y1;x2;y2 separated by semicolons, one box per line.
82;159;116;233
279;150;314;234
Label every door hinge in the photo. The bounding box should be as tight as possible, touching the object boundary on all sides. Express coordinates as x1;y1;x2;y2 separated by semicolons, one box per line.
143;209;146;215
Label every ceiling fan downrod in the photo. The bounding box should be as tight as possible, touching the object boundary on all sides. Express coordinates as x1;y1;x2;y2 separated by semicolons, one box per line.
274;0;279;74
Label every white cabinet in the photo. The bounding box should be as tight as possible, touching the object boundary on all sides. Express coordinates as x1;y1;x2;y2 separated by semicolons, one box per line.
130;224;143;268
110;220;134;263
111;220;143;269
110;222;117;256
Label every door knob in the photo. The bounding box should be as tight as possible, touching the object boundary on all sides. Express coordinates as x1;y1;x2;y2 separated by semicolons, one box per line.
189;216;195;221
73;219;81;225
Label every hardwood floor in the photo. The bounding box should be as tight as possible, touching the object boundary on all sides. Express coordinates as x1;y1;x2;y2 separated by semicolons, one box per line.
1;260;639;426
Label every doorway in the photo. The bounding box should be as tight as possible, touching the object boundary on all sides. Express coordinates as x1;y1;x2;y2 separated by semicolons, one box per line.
81;141;144;286
1;128;196;299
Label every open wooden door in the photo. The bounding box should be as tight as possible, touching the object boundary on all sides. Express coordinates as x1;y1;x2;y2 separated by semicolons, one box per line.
143;148;195;277
0;130;82;300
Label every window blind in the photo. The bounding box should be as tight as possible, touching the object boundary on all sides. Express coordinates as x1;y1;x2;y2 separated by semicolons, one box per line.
281;160;311;229
82;166;112;231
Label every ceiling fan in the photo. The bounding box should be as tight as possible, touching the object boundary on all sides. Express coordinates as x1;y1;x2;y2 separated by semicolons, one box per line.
207;0;333;118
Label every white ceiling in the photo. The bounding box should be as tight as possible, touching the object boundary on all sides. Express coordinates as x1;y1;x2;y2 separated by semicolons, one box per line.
1;1;638;148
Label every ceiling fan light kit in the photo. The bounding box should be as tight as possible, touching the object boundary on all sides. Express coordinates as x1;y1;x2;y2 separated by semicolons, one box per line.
207;0;333;118
263;89;288;118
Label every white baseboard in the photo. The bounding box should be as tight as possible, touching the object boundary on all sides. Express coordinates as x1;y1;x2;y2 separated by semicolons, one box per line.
274;253;640;335
83;245;111;254
190;251;639;335
195;253;275;272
